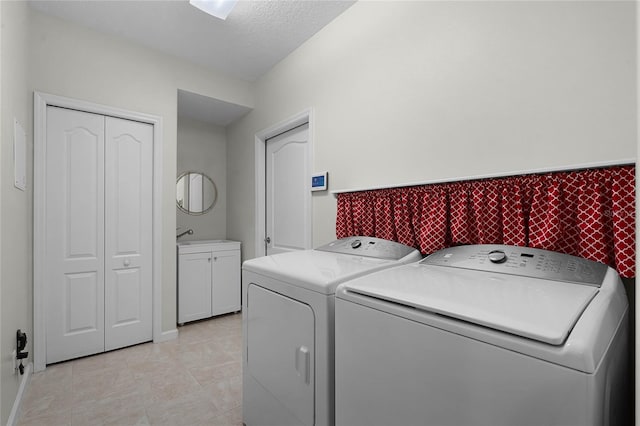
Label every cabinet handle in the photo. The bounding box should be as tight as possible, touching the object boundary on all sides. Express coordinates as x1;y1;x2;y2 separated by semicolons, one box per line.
208;258;211;262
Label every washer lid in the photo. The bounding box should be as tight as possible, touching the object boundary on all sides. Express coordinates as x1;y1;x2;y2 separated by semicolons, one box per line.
343;264;599;345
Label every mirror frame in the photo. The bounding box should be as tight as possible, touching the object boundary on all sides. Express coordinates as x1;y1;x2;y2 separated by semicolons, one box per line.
176;171;218;215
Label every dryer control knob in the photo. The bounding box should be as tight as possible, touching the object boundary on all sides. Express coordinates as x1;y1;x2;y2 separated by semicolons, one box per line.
488;250;507;264
351;239;362;249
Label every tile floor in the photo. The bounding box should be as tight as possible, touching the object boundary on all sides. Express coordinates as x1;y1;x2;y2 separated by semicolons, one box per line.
18;313;243;426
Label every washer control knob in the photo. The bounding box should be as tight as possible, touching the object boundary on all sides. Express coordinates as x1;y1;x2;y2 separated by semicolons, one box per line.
488;250;507;264
351;239;362;249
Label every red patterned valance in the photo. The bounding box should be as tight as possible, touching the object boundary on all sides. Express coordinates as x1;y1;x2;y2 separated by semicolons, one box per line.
336;165;636;278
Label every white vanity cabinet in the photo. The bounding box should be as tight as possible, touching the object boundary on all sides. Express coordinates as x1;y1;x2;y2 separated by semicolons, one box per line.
178;240;241;324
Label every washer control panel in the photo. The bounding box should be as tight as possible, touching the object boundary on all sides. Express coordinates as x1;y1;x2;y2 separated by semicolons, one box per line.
316;236;420;261
422;244;608;287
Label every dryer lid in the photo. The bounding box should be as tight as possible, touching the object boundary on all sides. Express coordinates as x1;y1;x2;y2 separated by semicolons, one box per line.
242;237;421;295
343;264;599;346
243;250;417;295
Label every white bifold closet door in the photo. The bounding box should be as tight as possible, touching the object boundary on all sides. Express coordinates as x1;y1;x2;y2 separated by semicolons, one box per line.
45;106;153;364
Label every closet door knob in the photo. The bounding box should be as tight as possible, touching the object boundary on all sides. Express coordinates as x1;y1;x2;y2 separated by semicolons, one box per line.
123;259;130;267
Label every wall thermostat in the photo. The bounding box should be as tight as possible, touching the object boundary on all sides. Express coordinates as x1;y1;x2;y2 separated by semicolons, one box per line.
311;172;328;191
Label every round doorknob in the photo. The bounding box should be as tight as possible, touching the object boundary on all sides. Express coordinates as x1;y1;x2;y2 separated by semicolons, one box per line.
123;259;131;267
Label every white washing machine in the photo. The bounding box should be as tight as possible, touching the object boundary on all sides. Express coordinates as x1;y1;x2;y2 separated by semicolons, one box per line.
242;236;422;426
335;244;629;426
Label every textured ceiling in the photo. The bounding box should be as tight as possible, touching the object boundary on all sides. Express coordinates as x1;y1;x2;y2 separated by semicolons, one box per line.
28;0;355;126
28;0;356;82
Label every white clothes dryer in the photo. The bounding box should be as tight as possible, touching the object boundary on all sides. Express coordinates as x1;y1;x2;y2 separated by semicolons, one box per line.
242;237;421;426
335;244;629;426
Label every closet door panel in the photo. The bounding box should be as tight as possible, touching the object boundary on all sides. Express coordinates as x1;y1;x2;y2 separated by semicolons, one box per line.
45;106;105;363
105;116;153;351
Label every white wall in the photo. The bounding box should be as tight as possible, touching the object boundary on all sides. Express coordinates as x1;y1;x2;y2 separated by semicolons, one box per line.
177;116;227;241
227;0;637;260
27;10;253;336
0;2;32;423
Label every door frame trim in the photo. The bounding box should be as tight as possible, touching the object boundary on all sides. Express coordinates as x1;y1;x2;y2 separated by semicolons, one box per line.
254;109;313;257
33;92;164;372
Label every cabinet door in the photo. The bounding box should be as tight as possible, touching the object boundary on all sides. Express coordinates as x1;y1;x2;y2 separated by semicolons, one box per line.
178;252;213;323
211;250;241;316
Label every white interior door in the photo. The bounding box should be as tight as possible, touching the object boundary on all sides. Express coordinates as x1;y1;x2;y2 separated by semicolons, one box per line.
45;106;106;364
104;116;153;351
265;123;310;255
45;107;153;363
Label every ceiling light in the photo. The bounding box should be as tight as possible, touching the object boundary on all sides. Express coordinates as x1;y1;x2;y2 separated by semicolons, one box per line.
189;0;238;20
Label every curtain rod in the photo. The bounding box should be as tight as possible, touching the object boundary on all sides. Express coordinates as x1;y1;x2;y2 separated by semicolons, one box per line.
331;158;636;196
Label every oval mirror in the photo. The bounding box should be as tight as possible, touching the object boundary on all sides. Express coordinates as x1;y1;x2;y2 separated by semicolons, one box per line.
176;171;217;215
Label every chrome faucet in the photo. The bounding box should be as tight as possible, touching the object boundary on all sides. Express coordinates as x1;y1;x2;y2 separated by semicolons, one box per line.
177;228;194;239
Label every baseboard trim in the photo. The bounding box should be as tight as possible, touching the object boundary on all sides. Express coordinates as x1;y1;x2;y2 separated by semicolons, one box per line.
7;362;32;426
154;328;178;343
